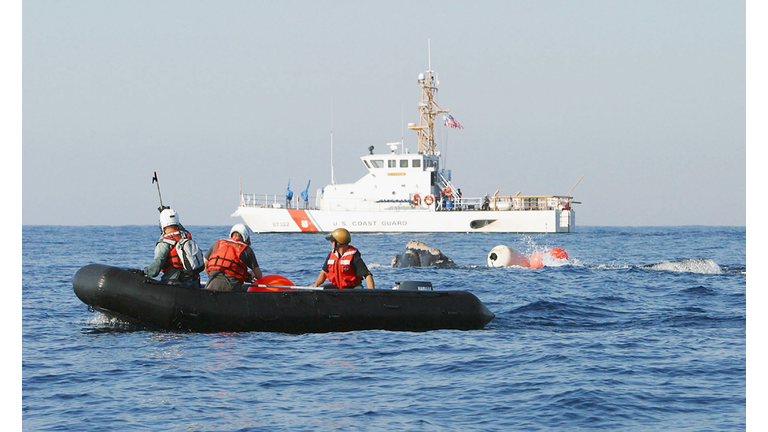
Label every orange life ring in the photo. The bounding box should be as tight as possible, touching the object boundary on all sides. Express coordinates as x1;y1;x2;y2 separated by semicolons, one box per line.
424;194;434;205
412;194;421;206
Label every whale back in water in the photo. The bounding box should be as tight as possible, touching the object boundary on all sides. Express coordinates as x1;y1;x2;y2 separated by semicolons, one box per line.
642;258;722;274
392;240;455;268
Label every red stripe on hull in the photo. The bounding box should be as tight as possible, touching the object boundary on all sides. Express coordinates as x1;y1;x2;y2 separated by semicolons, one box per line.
287;209;320;232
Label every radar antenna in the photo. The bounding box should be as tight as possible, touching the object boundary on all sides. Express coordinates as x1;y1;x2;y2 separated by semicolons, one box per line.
408;39;449;155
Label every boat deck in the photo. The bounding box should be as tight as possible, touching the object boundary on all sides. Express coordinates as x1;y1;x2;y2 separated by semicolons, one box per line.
240;193;574;213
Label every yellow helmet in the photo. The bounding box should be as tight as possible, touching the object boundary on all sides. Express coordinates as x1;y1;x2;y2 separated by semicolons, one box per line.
325;228;351;245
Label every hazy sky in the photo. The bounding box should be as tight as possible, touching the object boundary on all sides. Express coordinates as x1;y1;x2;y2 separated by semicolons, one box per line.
21;0;748;226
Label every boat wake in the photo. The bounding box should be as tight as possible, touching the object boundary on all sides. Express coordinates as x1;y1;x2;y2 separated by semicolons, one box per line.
82;314;141;333
641;258;723;274
384;257;736;275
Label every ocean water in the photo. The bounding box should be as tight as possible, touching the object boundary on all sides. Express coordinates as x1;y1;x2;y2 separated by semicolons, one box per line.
22;226;746;430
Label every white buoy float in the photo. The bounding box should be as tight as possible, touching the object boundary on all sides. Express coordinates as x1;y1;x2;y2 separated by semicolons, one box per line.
488;246;570;268
487;245;531;268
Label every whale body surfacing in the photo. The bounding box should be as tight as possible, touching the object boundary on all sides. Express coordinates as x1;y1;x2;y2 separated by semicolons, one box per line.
392;240;455;268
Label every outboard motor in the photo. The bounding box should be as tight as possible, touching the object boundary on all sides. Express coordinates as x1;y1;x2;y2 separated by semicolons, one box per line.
392;281;433;291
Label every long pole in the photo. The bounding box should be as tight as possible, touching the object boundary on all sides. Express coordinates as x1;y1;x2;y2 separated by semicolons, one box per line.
330;98;335;185
428;38;431;71
567;175;585;197
152;171;168;212
200;281;326;291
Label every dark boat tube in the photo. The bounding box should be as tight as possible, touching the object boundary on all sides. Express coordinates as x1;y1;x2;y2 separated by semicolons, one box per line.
73;264;495;334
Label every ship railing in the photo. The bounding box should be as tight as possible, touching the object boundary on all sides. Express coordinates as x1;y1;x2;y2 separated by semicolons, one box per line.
436;196;481;211
488;194;573;211
437;194;573;211
239;193;317;210
241;192;574;212
240;193;422;212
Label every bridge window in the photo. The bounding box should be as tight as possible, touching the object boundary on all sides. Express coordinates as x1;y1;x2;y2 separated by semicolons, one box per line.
370;160;384;168
412;159;421;168
400;159;409;168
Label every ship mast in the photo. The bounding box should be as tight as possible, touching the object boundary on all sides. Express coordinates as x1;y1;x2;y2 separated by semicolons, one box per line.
408;42;449;155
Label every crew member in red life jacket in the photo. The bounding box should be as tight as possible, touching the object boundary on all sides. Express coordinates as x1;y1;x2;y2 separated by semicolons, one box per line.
143;208;201;288
311;228;375;290
204;223;262;292
441;186;452;201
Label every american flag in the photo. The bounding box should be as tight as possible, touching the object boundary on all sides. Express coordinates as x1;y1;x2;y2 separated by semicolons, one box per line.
443;114;464;129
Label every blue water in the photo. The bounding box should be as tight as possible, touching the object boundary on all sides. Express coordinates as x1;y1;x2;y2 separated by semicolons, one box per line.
22;226;746;430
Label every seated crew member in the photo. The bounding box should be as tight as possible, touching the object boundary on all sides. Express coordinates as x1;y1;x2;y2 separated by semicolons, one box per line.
204;223;262;292
311;228;375;289
144;208;201;288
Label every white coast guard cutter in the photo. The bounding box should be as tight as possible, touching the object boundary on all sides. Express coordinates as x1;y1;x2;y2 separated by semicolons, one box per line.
233;61;579;234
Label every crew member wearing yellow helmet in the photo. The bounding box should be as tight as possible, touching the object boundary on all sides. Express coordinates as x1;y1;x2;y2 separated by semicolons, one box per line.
312;228;374;289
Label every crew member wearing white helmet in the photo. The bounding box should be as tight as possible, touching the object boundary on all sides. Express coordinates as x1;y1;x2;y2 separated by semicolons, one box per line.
204;223;262;292
144;208;201;288
312;228;374;289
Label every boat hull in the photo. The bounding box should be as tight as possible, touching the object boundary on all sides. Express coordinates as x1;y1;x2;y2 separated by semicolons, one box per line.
233;206;575;233
73;264;495;333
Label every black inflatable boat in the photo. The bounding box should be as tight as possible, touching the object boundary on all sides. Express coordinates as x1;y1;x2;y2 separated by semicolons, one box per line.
73;264;495;334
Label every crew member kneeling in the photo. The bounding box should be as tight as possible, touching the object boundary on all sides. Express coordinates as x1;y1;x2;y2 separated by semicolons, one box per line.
144;208;201;288
204;224;262;292
312;228;374;289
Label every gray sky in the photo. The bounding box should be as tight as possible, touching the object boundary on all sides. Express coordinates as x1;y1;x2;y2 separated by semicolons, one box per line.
21;0;748;226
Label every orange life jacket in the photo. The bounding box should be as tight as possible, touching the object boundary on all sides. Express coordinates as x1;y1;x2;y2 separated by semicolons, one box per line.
326;246;362;289
206;238;251;282
159;230;189;273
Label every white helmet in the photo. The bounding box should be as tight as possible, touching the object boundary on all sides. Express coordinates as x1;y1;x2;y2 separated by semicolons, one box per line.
159;208;179;229
230;223;250;243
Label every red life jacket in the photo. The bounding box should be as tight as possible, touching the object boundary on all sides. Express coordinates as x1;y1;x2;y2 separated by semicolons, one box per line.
206;238;251;282
159;230;190;273
326;246;361;289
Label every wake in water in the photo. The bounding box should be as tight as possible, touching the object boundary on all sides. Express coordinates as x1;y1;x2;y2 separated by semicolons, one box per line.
482;236;731;275
641;258;723;274
82;312;143;333
375;236;731;276
380;251;730;275
484;257;729;274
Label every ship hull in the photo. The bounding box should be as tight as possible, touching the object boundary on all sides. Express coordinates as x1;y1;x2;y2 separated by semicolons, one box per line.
233;206;575;233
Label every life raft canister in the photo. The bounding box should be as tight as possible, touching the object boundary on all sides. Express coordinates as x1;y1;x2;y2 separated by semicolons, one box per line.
424;194;435;206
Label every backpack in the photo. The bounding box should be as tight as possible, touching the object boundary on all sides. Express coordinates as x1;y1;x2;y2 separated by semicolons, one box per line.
176;237;205;273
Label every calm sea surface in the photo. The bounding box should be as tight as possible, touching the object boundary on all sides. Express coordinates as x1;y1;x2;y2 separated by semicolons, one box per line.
22;226;746;430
